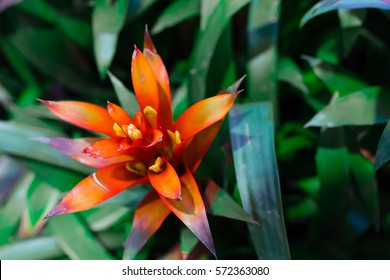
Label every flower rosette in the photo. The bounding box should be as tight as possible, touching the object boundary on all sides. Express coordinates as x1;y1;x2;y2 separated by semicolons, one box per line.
39;28;242;259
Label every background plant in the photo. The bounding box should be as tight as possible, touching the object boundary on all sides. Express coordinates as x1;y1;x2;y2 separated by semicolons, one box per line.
1;0;390;259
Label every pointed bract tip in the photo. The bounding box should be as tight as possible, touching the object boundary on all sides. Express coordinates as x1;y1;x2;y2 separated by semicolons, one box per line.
143;25;156;52
44;204;68;220
132;45;141;60
226;75;246;93
37;98;50;105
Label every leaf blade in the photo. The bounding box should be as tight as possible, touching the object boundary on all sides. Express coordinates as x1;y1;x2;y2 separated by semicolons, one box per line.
229;102;290;259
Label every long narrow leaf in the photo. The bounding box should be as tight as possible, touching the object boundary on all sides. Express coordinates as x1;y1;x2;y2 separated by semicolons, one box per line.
0;158;33;246
48;214;114;260
305;87;390;127
302;0;390;27
313;128;351;239
349;153;380;230
0;121;93;174
229;102;290;259
92;0;128;78
152;0;200;34
18;179;60;237
107;72;139;117
376;119;390;169
0;236;63;260
247;0;280;116
190;0;250;103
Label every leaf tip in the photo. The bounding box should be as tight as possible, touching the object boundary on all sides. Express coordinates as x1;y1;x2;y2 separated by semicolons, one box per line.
144;25;156;53
37;99;53;106
227;75;246;94
45;204;68;219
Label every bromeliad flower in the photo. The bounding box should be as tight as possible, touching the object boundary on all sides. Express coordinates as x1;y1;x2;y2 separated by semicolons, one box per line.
39;29;242;259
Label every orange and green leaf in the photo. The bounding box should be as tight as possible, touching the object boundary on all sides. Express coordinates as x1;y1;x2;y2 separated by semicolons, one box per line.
148;158;181;199
131;47;159;114
123;190;171;259
46;163;146;217
83;138;125;159
143;28;172;128
107;101;134;127
184;120;223;172
39;100;116;137
159;167;215;257
173;92;238;141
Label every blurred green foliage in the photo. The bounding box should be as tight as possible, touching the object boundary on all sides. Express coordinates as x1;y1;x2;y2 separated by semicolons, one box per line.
1;0;390;259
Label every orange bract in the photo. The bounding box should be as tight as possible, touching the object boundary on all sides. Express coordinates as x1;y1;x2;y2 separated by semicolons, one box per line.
41;27;242;259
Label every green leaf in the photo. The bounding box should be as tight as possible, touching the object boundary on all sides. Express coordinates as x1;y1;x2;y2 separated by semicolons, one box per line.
375;119;390;169
200;0;220;30
1;38;41;104
107;72;139;117
278;57;308;95
303;56;367;96
83;205;131;232
0;236;63;260
229;102;290;259
57;16;91;49
286;198;317;220
305;87;390;127
301;0;390;27
21;159;87;192
172;80;190;121
0;156;23;204
247;0;280;114
48;214;114;260
297;177;321;196
92;0;128;79
128;0;158;15
19;179;60;237
100;185;149;207
189;0;250;103
0;121;94;173
314;128;350;234
0;163;33;246
349;153;380;230
152;0;200;34
180;227;198;257
203;180;255;223
0;83;12;106
7;28;109;97
17;0;91;48
338;10;366;57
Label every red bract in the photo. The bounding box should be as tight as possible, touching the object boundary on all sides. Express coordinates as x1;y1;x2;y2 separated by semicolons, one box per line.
40;29;242;258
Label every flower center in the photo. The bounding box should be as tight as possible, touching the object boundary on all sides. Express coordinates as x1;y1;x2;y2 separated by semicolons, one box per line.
126;162;147;176
167;129;182;149
113;123;127;137
127;124;144;141
148;157;165;174
143;106;157;128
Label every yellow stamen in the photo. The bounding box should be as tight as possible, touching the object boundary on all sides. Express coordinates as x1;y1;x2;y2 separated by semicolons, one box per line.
143;106;157;127
113;123;127;137
127;124;143;141
126;162;147;176
148;157;165;174
167;130;182;148
174;130;181;145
